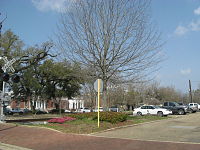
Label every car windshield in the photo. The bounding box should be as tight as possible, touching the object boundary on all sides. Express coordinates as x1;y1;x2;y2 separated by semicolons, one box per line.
173;102;180;106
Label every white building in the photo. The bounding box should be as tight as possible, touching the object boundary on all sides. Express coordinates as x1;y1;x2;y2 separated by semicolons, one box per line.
68;98;84;110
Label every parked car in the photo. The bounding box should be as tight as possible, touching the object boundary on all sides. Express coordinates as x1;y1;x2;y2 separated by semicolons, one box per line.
64;109;71;113
10;108;24;115
162;102;189;115
3;107;13;115
93;107;103;112
23;108;33;114
197;103;200;110
188;103;198;113
109;106;119;112
178;102;185;106
133;105;172;117
78;107;91;113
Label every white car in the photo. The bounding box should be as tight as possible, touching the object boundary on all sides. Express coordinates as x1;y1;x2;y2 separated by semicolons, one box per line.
64;109;71;113
133;105;172;117
93;107;103;112
78;107;91;113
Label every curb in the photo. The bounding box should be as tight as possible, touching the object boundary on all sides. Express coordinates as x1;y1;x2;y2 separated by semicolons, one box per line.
0;142;32;150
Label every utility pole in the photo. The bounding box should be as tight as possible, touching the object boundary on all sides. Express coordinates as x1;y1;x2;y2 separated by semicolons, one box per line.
189;80;193;103
0;13;8;123
0;13;7;48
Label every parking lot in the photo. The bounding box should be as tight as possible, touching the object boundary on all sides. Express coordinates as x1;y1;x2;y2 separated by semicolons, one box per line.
92;112;200;144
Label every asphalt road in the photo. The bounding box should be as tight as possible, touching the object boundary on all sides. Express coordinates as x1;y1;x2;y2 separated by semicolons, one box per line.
92;112;200;144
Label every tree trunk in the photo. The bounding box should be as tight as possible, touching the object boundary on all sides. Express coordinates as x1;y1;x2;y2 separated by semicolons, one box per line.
59;99;62;116
30;96;35;112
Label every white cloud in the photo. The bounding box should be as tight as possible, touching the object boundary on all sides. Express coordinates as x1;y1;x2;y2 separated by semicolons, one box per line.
31;0;75;13
180;68;191;75
174;20;200;36
194;6;200;15
174;6;200;37
189;20;200;31
174;25;188;36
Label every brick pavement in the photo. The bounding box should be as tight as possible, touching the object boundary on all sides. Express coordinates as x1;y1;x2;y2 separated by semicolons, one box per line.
0;123;200;150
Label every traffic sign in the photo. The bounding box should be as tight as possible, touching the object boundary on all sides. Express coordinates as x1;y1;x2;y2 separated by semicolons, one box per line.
94;79;103;92
2;57;16;72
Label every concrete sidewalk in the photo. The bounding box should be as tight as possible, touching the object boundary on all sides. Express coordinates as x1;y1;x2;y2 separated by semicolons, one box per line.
0;142;32;150
0;123;200;150
93;112;200;144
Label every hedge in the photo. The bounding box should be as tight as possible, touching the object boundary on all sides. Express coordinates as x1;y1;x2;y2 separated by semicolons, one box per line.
68;112;128;124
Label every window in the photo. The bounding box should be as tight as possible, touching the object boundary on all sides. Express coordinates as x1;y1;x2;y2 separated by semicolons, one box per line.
148;106;154;109
141;106;148;109
164;102;168;106
169;102;175;107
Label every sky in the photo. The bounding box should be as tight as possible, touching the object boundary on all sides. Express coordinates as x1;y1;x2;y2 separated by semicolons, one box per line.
0;0;200;93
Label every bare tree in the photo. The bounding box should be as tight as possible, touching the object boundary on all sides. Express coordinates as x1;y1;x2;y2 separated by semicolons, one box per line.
57;0;163;109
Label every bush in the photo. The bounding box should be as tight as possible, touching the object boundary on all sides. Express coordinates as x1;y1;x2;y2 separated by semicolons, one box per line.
68;112;128;124
50;109;65;114
99;112;128;123
33;110;47;114
68;112;96;120
48;117;76;124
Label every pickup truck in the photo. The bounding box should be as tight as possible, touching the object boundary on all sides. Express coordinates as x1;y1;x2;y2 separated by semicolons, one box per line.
162;102;189;115
188;103;198;113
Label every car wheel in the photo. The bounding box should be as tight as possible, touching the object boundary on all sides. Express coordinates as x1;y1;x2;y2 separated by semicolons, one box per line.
192;110;196;113
137;112;142;116
189;108;193;113
157;111;163;117
178;109;184;115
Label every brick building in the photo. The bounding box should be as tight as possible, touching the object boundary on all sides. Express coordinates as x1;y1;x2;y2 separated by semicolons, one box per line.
7;97;85;112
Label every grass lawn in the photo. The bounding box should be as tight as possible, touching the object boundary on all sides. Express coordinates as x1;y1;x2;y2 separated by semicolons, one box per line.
30;115;170;134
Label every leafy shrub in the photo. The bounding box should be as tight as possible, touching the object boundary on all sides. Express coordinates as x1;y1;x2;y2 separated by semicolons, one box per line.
99;112;128;123
50;109;65;114
33;110;47;114
48;117;76;124
68;112;96;120
68;112;128;124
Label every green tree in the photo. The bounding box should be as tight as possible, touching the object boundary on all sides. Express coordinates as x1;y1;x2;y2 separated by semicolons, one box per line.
38;59;83;113
0;30;54;110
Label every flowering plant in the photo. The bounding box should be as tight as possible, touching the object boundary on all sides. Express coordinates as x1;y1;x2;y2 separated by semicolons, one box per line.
48;117;76;124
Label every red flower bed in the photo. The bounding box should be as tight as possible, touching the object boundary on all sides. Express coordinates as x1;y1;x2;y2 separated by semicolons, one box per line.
48;117;76;124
